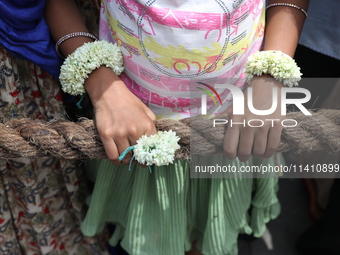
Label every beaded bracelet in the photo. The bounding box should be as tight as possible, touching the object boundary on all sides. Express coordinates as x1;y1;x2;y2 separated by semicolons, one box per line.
266;3;308;18
244;50;302;87
55;32;98;58
59;40;124;95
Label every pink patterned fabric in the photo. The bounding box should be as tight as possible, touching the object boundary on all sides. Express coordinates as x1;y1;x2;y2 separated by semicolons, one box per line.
100;0;265;118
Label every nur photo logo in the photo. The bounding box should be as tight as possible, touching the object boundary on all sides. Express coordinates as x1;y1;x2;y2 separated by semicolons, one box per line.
196;82;223;113
197;81;312;128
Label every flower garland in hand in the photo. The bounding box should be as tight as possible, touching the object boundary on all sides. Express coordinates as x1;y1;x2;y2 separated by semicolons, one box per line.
119;130;181;171
59;40;180;171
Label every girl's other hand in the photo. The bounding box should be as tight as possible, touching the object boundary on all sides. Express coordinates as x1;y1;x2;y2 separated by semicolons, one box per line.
223;76;285;162
85;66;157;165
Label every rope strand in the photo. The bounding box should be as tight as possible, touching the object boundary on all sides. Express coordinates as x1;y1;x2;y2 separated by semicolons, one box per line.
0;109;339;159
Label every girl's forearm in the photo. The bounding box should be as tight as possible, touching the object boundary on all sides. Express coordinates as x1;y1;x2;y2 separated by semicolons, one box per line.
45;0;94;57
45;0;124;97
263;0;310;57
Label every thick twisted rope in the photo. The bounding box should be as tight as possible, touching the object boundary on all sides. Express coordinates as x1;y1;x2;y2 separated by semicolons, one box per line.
0;109;339;159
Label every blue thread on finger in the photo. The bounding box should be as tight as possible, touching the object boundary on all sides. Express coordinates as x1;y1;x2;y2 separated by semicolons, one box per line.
118;146;135;162
119;145;153;173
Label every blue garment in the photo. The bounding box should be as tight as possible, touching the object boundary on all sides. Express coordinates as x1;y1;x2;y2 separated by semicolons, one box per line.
0;0;61;78
299;0;340;60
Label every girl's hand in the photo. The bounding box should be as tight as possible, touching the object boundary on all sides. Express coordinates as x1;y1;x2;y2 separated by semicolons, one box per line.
223;76;285;162
85;67;157;165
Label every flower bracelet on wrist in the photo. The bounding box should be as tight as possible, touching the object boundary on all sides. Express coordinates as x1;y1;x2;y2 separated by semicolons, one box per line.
244;50;302;87
59;40;124;96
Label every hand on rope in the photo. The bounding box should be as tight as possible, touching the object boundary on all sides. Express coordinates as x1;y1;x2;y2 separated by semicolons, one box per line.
84;66;157;165
223;76;285;162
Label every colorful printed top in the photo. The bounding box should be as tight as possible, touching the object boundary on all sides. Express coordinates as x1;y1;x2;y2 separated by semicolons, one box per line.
99;0;265;118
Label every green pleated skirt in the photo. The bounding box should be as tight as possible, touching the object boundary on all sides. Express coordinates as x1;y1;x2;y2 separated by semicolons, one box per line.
81;155;281;255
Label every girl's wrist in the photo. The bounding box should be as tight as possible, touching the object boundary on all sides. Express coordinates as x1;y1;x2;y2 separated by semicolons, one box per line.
249;74;284;86
84;66;127;103
249;75;285;88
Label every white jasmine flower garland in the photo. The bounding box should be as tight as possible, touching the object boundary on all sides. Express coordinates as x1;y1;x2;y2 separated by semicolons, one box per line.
244;50;302;87
118;130;181;170
134;130;181;166
59;40;124;95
